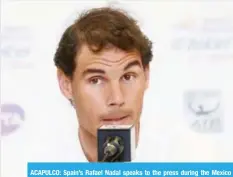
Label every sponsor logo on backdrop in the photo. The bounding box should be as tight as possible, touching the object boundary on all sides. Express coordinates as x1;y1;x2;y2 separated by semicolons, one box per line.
184;90;223;133
171;17;233;59
0;103;25;136
0;26;34;69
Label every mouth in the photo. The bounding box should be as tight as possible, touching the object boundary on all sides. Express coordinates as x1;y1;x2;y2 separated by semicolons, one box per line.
102;115;129;124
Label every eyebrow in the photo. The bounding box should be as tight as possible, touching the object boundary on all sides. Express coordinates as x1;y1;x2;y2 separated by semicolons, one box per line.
82;60;141;77
82;68;105;77
124;60;141;71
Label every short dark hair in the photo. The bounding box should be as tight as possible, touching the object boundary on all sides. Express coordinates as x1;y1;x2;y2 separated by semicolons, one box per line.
54;7;153;79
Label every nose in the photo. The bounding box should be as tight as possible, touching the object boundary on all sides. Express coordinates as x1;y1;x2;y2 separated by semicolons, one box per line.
107;81;125;107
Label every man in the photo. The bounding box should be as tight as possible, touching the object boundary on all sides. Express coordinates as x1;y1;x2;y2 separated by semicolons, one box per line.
54;7;153;162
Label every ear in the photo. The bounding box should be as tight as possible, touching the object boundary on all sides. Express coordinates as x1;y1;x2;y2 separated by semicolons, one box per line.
144;65;150;90
57;69;73;100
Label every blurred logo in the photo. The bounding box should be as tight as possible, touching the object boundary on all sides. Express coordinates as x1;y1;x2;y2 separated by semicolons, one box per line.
0;104;25;136
0;26;34;69
173;17;233;34
184;90;223;133
171;17;233;58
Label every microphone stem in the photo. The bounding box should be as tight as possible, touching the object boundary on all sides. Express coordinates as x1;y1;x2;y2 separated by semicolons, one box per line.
101;151;122;162
110;151;121;162
101;153;110;162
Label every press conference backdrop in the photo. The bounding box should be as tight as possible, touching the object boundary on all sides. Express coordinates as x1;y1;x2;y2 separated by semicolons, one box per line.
1;0;233;177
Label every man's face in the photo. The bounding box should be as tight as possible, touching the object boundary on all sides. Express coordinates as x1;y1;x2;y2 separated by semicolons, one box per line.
58;45;149;137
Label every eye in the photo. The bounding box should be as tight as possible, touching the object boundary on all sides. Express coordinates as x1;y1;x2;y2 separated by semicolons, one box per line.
88;77;103;85
122;73;136;82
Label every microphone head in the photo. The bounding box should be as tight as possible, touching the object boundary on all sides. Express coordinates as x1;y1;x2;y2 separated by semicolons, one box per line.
104;143;117;156
103;136;123;156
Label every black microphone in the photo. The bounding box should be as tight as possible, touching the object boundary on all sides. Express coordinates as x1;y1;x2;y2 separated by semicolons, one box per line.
102;136;124;162
97;125;136;162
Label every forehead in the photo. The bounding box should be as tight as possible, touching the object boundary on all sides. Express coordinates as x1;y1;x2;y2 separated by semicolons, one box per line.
76;45;141;67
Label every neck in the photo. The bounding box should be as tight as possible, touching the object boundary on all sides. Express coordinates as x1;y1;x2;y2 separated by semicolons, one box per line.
78;127;97;162
78;123;140;162
135;122;140;148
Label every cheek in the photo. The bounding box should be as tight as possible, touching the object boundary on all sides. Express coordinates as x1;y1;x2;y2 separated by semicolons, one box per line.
74;84;105;120
124;81;145;108
83;85;106;105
